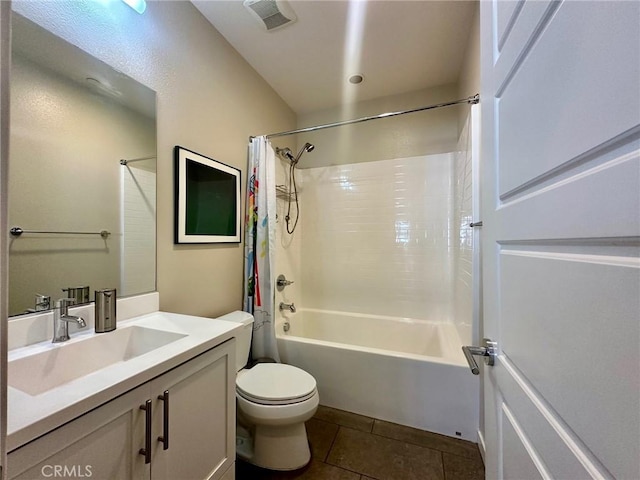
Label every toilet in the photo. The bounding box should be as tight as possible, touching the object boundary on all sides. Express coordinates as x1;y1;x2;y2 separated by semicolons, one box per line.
218;311;319;471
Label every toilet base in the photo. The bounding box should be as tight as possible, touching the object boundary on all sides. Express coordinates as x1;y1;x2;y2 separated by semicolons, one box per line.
242;422;311;471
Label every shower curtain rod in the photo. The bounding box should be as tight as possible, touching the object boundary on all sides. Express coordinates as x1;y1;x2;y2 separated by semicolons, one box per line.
119;155;156;165
256;94;479;139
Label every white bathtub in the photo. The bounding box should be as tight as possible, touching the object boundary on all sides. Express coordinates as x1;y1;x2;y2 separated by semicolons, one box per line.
276;308;479;441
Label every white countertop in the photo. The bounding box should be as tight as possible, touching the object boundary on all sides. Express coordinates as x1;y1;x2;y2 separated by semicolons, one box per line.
7;311;242;452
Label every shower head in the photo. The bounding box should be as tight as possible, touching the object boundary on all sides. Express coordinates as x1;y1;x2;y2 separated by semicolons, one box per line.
292;142;315;164
276;143;314;165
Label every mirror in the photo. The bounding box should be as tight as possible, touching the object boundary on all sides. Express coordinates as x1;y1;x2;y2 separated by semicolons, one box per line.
8;14;157;317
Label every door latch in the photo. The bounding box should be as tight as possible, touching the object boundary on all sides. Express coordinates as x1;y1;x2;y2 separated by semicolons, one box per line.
462;338;497;375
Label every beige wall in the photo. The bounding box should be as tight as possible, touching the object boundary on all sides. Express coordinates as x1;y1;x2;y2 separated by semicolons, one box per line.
294;83;461;169
457;2;480;130
13;1;296;317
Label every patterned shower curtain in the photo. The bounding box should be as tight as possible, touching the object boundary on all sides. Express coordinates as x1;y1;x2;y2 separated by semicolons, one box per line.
244;136;280;362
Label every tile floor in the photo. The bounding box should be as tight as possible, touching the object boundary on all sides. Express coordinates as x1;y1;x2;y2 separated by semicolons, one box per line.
236;406;485;480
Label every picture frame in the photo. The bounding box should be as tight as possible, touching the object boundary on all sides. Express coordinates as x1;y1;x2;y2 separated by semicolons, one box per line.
174;146;241;244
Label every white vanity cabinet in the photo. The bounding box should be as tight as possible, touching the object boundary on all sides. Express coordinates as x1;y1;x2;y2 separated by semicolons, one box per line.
148;339;235;480
7;339;236;480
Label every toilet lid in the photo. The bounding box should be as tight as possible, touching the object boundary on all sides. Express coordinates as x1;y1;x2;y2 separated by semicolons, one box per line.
237;363;317;404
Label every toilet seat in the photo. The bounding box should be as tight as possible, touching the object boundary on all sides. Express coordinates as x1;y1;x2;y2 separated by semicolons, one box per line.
237;363;317;406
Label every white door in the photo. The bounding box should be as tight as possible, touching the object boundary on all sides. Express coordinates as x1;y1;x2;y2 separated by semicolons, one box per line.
480;1;639;479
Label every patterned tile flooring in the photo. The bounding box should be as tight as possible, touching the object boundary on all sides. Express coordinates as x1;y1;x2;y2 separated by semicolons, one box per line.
236;406;485;480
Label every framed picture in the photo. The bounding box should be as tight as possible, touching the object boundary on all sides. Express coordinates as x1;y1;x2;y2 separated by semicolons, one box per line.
174;146;241;244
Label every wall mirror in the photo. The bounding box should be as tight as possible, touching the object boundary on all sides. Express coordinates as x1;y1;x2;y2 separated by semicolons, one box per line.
8;14;157;317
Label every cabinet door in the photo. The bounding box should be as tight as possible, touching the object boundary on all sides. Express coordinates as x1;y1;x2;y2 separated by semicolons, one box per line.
151;339;235;480
8;385;150;480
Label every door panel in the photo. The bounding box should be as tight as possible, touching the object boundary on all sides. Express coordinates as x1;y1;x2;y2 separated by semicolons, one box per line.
498;144;640;241
496;1;555;76
496;0;523;50
497;362;595;478
496;2;640;196
502;406;545;480
481;0;640;479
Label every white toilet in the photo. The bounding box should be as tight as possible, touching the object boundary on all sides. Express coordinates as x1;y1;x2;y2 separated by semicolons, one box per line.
218;311;319;471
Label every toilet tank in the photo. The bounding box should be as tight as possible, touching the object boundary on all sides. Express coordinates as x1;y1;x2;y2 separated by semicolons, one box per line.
216;311;254;371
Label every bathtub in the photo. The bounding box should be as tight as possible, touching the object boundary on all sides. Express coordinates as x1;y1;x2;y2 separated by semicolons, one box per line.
276;308;479;441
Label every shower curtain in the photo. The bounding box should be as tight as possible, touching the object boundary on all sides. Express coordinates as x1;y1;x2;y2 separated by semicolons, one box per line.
244;136;280;362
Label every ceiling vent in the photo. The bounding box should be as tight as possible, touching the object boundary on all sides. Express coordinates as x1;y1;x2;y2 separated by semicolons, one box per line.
243;0;297;31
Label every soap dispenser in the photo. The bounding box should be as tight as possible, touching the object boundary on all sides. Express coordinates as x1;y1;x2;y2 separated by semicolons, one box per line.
95;288;117;333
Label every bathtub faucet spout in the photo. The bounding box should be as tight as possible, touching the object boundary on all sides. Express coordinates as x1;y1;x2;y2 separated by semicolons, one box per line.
279;302;296;313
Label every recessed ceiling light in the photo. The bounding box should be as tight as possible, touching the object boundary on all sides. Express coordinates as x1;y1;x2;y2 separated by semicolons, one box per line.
348;74;364;85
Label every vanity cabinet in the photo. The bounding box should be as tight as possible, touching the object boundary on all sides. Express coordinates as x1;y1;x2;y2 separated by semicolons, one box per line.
7;339;236;480
148;340;235;480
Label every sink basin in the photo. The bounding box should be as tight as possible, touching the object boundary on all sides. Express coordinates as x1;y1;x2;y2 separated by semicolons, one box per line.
9;326;186;395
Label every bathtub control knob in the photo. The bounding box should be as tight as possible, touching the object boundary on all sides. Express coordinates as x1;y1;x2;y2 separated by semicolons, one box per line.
276;274;294;291
279;302;296;313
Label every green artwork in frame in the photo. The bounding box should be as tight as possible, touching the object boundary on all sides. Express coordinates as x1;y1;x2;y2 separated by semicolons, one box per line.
174;146;241;244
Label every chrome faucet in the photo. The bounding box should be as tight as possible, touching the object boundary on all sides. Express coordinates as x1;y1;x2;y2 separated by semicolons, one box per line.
279;302;296;313
52;298;87;343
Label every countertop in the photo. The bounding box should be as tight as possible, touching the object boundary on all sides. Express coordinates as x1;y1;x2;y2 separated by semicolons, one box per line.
7;311;241;452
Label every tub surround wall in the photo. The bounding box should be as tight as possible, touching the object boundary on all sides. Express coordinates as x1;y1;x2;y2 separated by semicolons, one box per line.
452;111;475;346
121;162;156;296
13;0;296;318
274;153;303;326
299;153;455;321
284;309;462;359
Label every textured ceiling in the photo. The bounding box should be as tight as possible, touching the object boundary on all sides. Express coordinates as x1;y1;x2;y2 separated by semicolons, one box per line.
192;0;477;114
12;13;156;119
